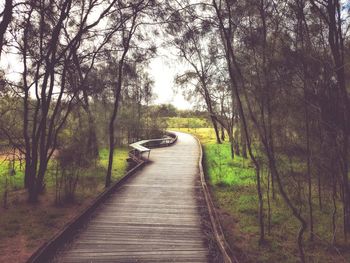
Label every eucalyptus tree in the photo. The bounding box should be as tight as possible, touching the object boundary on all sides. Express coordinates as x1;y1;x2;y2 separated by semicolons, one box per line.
167;4;224;144
121;64;155;141
105;0;159;187
0;0;12;57
310;0;350;239
209;0;268;246
4;0;131;202
211;0;350;261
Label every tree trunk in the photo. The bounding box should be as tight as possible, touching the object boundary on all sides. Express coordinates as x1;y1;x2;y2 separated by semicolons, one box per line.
332;172;337;245
267;168;271;235
212;0;265;244
228;132;235;160
86;108;99;158
105;15;137;187
220;125;225;141
240;121;247;158
211;117;221;144
0;0;13;56
234;128;240;156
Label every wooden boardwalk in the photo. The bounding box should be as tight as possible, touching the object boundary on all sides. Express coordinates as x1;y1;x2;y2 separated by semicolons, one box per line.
51;132;214;263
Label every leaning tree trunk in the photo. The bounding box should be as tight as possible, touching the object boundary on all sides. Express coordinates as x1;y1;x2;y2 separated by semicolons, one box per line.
105;15;137;187
228;131;235;160
220;125;225;141
211;117;221;144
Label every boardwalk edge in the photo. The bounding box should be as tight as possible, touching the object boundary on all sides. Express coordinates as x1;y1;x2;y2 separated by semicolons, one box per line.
26;160;146;263
27;132;178;263
193;134;239;263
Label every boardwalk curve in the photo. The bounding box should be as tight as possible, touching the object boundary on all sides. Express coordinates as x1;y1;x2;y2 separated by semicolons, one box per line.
50;132;216;263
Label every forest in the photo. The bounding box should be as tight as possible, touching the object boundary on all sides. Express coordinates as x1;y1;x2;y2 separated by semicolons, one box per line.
0;0;350;262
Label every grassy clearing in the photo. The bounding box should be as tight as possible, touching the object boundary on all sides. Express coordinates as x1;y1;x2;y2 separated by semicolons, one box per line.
166;117;209;130
204;143;254;186
0;147;128;263
172;127;350;263
0;159;25;191
0;148;128;196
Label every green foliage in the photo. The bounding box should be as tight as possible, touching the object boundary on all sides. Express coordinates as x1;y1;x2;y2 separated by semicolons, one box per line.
154;104;177;117
166;117;210;130
181;127;350;263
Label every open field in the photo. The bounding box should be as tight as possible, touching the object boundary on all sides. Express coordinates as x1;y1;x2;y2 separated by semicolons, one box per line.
172;127;350;263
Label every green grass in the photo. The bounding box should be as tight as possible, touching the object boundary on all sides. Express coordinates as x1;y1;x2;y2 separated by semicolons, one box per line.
0;147;128;195
0;147;129;243
172;127;350;263
0;159;25;190
172;128;255;187
166;117;209;129
171;127;218;144
0;145;129;262
98;148;129;181
204;143;255;187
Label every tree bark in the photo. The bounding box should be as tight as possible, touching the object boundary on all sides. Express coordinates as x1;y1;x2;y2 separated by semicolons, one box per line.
0;0;12;57
106;14;137;187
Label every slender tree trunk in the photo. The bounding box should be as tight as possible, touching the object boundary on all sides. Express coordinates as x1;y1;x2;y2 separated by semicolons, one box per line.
106;119;116;187
220;125;225;141
332;173;337;245
305;102;314;241
240;120;247;158
212;0;265;244
233;128;240;156
106;67;125;187
106;15;137;187
228;131;235;160
0;0;13;57
267;168;271;235
211;117;221;144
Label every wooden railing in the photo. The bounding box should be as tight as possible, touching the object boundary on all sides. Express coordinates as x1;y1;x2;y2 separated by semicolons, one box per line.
27;131;178;263
128;132;177;163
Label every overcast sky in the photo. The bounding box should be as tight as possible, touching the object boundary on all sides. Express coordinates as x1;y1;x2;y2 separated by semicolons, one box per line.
1;43;194;110
0;0;195;110
147;50;193;110
0;49;194;110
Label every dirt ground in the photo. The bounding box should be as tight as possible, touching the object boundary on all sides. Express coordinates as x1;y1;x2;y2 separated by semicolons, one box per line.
0;189;99;263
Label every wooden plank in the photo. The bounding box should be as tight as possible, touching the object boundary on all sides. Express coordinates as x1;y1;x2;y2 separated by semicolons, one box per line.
50;132;215;263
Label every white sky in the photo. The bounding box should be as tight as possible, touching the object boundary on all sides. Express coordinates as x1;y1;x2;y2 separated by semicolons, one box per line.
0;1;195;110
1;48;194;110
148;55;192;110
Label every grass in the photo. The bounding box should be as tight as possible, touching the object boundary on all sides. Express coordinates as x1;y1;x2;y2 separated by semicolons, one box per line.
0;147;128;196
98;148;128;181
0;147;129;263
203;143;254;186
166;117;209;130
171;127;350;263
0;159;25;191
